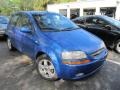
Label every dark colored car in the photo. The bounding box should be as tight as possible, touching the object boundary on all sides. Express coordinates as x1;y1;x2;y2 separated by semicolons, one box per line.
0;16;9;37
6;11;108;80
72;15;120;53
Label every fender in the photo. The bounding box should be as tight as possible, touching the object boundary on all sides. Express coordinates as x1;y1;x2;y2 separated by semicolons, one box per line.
34;45;62;78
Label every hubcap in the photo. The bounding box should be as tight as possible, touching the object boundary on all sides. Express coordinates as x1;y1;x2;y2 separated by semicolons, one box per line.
38;59;56;79
7;39;12;49
116;41;120;53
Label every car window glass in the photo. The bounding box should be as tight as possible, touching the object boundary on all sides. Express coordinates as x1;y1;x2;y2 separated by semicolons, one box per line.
0;17;8;24
16;15;33;31
74;19;85;25
85;17;112;30
85;18;97;28
10;15;19;26
86;18;98;25
33;13;78;31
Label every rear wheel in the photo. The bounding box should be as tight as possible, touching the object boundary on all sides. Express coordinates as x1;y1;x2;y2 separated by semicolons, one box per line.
115;39;120;53
7;38;15;51
36;55;59;81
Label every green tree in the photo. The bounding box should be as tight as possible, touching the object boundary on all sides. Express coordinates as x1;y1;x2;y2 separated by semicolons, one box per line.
0;0;76;15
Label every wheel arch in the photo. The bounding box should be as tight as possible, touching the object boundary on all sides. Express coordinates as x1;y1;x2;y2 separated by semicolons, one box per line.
114;36;120;45
35;50;61;78
35;51;46;59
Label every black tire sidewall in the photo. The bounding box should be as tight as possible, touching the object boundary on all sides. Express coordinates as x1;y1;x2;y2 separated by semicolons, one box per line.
115;39;120;53
7;38;15;51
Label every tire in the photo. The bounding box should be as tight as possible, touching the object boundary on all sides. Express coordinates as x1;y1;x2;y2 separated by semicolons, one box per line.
115;39;120;54
7;38;15;51
36;55;59;81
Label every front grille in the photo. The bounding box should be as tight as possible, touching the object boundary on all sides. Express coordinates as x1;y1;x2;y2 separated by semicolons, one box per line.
91;48;104;58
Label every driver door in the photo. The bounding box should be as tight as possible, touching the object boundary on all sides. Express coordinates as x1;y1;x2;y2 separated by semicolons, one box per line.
85;17;111;42
84;17;117;46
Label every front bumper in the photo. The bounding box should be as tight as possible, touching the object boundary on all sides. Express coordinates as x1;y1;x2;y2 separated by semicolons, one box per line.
61;59;105;80
59;48;108;80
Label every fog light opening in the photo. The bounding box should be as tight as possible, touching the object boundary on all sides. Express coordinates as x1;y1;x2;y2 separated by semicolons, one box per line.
76;73;84;77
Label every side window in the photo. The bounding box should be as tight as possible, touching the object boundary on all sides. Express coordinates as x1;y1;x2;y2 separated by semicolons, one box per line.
85;17;111;30
86;18;96;25
74;18;85;25
95;19;115;30
85;18;97;28
9;15;19;26
94;19;108;28
7;14;20;31
16;15;33;31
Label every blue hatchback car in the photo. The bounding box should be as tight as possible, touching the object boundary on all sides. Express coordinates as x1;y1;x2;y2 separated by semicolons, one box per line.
6;11;108;80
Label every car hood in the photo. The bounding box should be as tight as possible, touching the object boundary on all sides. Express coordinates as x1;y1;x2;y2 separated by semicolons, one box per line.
43;29;104;54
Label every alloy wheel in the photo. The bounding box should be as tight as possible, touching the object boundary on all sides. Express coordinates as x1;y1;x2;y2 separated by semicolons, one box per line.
38;59;57;79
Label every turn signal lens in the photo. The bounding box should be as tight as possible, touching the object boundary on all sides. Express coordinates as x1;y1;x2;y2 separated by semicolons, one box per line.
63;59;90;65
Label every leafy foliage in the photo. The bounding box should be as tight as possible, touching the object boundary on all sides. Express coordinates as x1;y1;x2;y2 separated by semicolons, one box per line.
0;0;76;15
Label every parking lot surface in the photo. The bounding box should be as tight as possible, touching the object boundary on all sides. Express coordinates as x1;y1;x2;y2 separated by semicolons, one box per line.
0;39;120;90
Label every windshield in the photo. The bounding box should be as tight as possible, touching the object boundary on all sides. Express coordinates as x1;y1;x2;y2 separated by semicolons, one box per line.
0;16;9;24
33;13;79;31
103;16;120;29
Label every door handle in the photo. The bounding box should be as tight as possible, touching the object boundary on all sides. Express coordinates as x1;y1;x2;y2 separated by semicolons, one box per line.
35;40;38;44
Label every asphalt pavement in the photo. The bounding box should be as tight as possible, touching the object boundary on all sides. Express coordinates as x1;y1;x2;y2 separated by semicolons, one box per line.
0;38;120;90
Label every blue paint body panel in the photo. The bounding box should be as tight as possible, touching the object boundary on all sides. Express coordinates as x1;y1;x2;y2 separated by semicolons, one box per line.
6;11;108;80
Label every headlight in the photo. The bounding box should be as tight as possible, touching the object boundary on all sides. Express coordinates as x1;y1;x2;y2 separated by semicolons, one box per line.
62;51;87;60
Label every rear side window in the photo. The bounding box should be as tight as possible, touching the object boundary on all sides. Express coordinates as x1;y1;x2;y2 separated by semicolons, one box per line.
9;14;19;27
16;15;34;31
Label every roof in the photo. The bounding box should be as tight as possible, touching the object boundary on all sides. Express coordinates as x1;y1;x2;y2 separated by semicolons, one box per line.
79;15;107;18
72;15;108;21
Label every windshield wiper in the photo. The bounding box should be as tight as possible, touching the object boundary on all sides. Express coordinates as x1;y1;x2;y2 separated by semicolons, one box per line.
41;27;57;30
61;27;80;31
41;27;61;32
41;27;80;32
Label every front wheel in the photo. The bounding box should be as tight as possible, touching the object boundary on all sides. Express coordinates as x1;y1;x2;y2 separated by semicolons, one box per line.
7;38;15;51
36;55;59;81
115;39;120;53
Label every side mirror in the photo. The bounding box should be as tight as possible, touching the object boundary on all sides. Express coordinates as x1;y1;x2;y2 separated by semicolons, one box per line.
20;27;31;33
105;25;112;30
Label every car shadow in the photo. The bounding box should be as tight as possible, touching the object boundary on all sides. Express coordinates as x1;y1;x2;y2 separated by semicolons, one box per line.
0;36;6;41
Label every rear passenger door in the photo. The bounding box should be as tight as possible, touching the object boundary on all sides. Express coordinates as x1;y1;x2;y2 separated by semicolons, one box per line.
7;14;20;47
14;14;24;52
18;14;37;57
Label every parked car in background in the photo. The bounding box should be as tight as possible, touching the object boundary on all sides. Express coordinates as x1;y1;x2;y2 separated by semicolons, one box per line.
0;16;9;37
6;11;108;80
72;15;120;53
